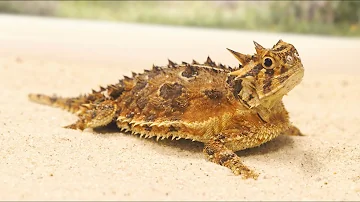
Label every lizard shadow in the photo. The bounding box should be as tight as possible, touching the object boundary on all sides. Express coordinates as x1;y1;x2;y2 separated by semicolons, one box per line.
93;124;324;177
93;122;296;158
93;122;204;154
93;124;324;178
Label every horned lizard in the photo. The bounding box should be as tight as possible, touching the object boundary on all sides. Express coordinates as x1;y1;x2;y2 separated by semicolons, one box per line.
29;40;304;179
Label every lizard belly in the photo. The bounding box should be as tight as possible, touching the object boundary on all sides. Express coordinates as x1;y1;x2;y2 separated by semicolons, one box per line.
224;124;287;151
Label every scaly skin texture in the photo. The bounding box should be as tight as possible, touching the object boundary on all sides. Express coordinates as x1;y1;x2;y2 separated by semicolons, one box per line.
29;40;304;179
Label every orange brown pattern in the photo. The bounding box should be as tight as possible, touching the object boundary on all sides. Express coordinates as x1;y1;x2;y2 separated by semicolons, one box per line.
29;40;304;179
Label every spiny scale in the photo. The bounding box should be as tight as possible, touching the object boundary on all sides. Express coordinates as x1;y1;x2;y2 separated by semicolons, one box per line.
167;59;176;67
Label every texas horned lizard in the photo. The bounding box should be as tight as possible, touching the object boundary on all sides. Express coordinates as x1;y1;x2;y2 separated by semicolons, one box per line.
29;40;304;179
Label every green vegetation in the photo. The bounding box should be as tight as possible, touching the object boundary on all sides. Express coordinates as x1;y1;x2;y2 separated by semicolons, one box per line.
0;1;359;37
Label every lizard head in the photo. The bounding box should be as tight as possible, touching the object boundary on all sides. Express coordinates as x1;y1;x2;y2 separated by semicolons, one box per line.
227;40;304;109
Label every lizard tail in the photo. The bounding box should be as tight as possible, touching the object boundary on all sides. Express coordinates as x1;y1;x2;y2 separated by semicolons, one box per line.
28;93;90;114
28;82;127;114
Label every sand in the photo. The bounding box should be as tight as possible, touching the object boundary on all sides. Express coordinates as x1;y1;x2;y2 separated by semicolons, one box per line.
0;14;359;200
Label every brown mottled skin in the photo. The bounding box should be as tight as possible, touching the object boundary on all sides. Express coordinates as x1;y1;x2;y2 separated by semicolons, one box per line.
29;40;304;179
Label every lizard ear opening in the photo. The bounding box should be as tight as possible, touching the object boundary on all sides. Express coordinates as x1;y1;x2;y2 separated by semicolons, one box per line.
226;48;252;65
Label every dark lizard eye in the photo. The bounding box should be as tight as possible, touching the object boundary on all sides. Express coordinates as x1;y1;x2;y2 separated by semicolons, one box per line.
263;57;274;69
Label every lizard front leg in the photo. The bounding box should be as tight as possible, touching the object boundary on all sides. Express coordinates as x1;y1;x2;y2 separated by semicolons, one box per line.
64;100;117;130
203;134;259;179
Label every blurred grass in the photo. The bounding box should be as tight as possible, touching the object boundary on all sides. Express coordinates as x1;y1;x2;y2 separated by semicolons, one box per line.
55;2;257;28
0;1;359;37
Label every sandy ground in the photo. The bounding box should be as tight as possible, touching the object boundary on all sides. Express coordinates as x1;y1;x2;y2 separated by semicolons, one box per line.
0;14;360;200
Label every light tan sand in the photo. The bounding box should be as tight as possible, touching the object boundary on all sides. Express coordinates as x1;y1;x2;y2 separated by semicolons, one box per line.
0;14;359;200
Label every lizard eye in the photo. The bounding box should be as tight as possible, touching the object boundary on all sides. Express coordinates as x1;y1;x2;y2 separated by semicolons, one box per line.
262;57;274;69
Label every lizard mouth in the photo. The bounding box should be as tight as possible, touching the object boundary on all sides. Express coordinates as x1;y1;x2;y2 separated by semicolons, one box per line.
281;64;304;92
260;63;304;99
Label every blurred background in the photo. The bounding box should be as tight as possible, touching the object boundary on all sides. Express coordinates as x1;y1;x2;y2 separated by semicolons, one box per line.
0;0;359;37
